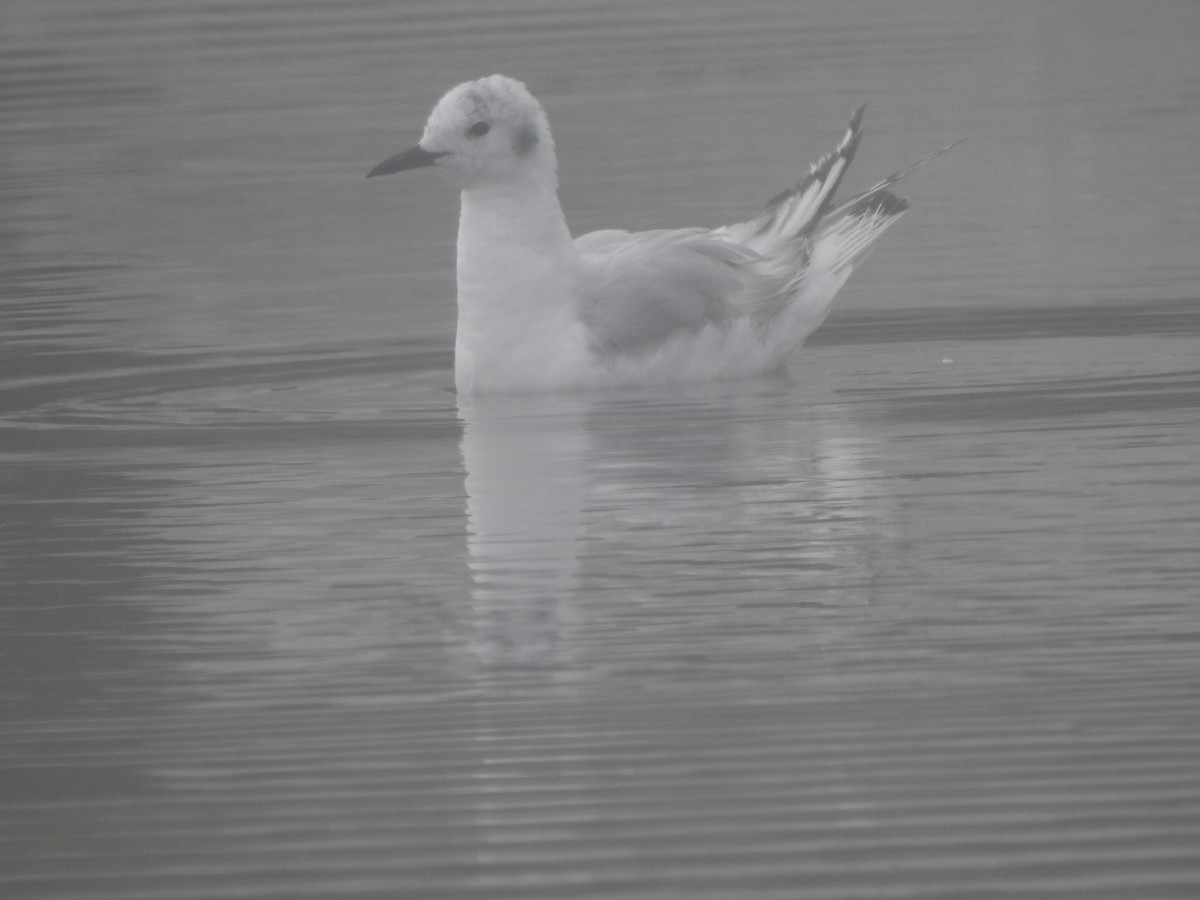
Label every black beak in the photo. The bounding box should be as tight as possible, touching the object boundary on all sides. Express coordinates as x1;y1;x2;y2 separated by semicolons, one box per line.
367;145;445;178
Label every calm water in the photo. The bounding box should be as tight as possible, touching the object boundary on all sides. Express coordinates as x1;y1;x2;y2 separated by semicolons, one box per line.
3;1;1200;897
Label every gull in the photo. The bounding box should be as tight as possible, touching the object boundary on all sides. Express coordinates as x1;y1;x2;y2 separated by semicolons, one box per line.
368;75;958;393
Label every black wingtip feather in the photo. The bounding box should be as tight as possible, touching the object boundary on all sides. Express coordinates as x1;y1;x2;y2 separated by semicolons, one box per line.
848;103;865;134
759;103;866;224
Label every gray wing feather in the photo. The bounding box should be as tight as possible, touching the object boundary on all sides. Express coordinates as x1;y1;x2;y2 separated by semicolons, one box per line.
575;228;756;354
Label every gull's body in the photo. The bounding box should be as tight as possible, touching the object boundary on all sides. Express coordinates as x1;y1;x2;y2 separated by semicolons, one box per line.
369;75;950;393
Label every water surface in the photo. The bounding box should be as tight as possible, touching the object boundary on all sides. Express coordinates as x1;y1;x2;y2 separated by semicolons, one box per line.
3;1;1200;897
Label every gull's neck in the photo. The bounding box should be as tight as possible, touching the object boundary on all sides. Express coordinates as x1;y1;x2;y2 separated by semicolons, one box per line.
454;172;584;392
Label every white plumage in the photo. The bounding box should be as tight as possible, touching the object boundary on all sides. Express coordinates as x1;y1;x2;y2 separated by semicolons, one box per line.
368;75;956;393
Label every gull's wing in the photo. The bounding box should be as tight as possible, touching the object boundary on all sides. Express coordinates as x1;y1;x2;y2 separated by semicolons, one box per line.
574;227;759;355
574;107;869;356
572;109;961;359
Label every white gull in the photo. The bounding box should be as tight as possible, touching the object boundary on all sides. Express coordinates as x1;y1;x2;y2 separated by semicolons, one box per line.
369;75;957;393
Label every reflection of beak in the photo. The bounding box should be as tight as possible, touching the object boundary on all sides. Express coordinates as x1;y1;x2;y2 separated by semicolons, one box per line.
366;145;446;178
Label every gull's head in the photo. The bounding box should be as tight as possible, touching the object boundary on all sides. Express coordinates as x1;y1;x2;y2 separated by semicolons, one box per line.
367;75;556;190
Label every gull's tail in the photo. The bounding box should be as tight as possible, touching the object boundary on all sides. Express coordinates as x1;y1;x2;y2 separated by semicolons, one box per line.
748;104;866;247
721;106;962;330
738;105;965;271
811;132;966;276
722;105;868;319
809;186;908;277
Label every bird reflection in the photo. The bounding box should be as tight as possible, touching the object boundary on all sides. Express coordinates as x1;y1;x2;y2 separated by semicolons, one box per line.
458;393;591;671
457;382;889;674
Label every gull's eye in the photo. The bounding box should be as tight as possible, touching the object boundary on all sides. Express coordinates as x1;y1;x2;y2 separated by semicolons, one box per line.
467;121;490;138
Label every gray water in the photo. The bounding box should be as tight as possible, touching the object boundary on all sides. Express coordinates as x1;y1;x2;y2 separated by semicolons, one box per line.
3;1;1200;898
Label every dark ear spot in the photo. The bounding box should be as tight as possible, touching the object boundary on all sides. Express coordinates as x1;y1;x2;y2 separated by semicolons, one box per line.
514;123;539;157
